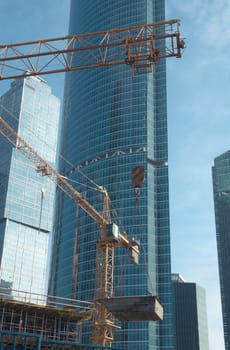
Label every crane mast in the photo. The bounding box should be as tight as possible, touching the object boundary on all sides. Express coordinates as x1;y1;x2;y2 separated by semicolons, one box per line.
0;116;139;346
0;18;184;347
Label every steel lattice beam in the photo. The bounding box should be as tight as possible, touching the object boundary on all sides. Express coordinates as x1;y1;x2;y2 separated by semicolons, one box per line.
0;116;108;225
0;18;184;347
0;115;140;347
0;19;184;80
0;116;139;257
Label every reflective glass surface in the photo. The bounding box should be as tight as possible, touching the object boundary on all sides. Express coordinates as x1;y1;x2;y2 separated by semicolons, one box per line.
0;77;60;301
212;151;230;350
49;1;174;349
0;219;49;301
173;280;209;350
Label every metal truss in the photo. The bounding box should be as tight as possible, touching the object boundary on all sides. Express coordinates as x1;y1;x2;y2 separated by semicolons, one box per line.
0;19;184;80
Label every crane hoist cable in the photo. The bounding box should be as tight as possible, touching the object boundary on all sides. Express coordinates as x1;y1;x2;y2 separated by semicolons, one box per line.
0;102;126;244
0;18;184;346
0;115;140;347
131;165;154;294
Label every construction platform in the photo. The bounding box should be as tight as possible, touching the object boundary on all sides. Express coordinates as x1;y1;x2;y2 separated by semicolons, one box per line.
0;288;93;349
0;330;124;350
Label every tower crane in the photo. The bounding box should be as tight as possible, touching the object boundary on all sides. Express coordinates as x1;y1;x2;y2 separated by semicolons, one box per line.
0;19;184;346
0;116;139;346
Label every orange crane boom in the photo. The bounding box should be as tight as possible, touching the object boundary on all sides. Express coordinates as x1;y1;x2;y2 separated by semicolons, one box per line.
0;18;184;346
0;116;139;346
0;19;184;80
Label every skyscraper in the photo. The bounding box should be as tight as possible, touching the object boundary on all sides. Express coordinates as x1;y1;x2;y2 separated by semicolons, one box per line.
212;150;230;350
0;76;60;302
49;1;174;349
172;274;210;350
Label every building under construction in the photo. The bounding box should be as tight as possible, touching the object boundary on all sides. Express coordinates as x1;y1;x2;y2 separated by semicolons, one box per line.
0;288;110;350
0;287;163;349
0;289;93;349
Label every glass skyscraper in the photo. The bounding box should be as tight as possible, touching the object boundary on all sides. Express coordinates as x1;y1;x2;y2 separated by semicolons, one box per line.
0;76;60;303
49;1;174;349
172;274;210;350
212;151;230;350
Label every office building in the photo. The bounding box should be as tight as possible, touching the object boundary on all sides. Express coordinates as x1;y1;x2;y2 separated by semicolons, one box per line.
49;1;174;349
212;151;230;350
0;76;60;302
172;274;209;350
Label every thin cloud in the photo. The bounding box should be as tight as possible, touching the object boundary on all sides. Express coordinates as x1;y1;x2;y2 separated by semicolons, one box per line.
167;3;229;349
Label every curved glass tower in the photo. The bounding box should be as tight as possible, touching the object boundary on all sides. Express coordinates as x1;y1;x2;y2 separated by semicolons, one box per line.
212;151;230;350
49;1;174;349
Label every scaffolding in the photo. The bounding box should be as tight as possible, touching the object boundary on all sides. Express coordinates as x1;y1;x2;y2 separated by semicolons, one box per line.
0;330;124;350
0;17;184;349
0;288;104;349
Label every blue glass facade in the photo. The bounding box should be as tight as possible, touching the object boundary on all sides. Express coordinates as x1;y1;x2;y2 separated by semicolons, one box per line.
0;77;60;302
212;151;230;350
172;274;209;350
49;1;174;349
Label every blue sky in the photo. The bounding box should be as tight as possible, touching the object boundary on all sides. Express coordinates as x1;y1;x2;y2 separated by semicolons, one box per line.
167;1;229;349
0;1;229;349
